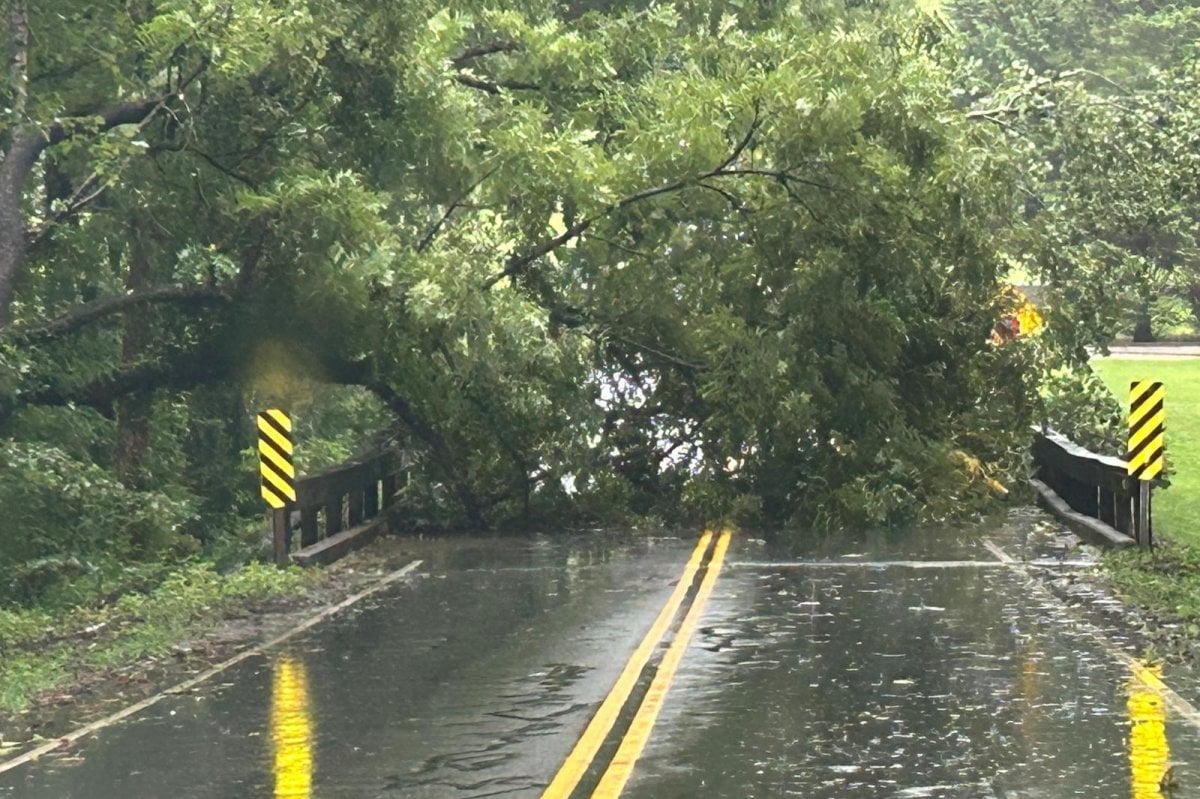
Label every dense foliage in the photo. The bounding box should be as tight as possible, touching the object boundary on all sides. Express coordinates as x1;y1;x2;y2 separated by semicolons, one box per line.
953;0;1200;346
5;0;1184;605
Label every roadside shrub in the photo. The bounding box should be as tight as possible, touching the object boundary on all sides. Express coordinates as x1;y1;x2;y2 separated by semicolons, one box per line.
1150;294;1196;338
1119;293;1198;340
1037;365;1124;454
0;441;195;608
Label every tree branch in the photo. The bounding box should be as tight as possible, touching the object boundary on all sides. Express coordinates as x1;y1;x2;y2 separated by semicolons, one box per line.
26;172;105;246
451;40;520;68
7;2;29;117
2;342;232;424
43;56;209;151
483;217;595;289
9;286;228;343
186;145;259;189
365;378;488;528
697;180;749;214
715;101;762;172
21;58;213;247
1;56;211;322
416;166;499;252
605;330;704;371
482;112;768;290
710;167;835;193
454;73;540;94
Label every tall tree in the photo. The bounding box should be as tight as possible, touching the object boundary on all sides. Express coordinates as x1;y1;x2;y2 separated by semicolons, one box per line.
0;0;1037;557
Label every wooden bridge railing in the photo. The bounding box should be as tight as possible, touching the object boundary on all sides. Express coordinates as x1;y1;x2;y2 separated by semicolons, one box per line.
1030;428;1149;548
273;450;412;566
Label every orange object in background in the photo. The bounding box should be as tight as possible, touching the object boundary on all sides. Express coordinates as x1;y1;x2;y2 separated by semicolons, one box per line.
1016;299;1044;335
991;287;1044;344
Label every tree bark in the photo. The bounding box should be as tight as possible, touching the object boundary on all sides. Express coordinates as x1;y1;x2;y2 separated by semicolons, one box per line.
6;2;28;116
366;379;488;530
116;231;152;490
0;131;39;327
10;284;227;342
1186;284;1200;328
1132;297;1155;342
0;48;208;327
0;1;29;326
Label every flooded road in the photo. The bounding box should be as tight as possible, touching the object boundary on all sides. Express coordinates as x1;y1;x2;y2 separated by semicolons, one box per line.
1;514;1196;798
621;560;1191;797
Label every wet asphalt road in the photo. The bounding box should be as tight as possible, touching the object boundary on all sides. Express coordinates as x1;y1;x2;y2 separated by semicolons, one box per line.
1;513;1196;798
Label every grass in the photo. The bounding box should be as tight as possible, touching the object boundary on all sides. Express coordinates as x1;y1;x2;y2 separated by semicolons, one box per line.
1091;356;1200;640
1091;357;1200;547
0;562;312;716
1103;543;1200;635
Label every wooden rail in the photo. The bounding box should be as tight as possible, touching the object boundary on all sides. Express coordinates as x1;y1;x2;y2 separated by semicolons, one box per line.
272;450;411;566
1030;428;1149;548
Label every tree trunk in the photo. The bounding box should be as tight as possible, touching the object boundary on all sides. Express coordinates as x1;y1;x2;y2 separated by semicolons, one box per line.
115;232;152;493
1186;284;1200;328
1132;298;1155;343
366;379;488;530
0;133;39;327
0;3;31;327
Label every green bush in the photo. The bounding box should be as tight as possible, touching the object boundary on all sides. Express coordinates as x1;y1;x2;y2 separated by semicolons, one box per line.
1037;365;1125;455
1150;294;1196;338
1119;293;1198;340
0;442;195;607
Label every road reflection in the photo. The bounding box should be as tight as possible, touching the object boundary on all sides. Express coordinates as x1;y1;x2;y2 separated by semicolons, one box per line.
271;656;314;799
1128;662;1169;799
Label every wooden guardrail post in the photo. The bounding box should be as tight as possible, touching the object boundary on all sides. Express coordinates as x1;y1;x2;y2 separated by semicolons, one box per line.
270;450;411;567
257;409;297;566
1135;481;1151;549
272;508;291;567
1127;380;1164;549
1030;428;1143;549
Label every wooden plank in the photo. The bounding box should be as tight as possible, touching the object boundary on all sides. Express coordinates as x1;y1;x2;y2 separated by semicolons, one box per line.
291;452;405;506
1029;478;1134;549
1115;491;1133;536
270;450;412;568
1098;487;1116;527
299;506;319;548
290;517;389;567
1079;480;1099;517
325;498;343;537
364;479;379;519
295;461;382;506
1032;432;1131;493
1136;481;1152;548
272;509;291;566
1146;485;1153;547
348;487;364;527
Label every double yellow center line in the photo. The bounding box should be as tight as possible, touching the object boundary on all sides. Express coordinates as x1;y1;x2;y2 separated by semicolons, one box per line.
542;530;732;799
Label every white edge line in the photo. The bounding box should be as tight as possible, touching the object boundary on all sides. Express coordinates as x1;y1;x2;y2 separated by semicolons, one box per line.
728;559;1097;569
983;538;1200;730
981;540;1015;563
0;558;423;776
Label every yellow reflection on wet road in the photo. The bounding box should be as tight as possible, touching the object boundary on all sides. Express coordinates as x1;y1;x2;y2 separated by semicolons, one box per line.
1128;662;1169;799
1016;646;1042;739
271;656;314;799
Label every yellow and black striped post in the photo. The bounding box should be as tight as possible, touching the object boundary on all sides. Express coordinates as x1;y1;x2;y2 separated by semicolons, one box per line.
1128;381;1164;547
258;409;297;565
1128;381;1165;481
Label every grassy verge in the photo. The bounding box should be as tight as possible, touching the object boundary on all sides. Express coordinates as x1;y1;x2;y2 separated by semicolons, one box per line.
1104;542;1200;636
1091;357;1200;547
1091;356;1200;646
0;562;312;716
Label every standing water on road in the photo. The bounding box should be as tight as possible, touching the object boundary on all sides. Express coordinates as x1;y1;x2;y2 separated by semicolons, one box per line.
1;513;1196;798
